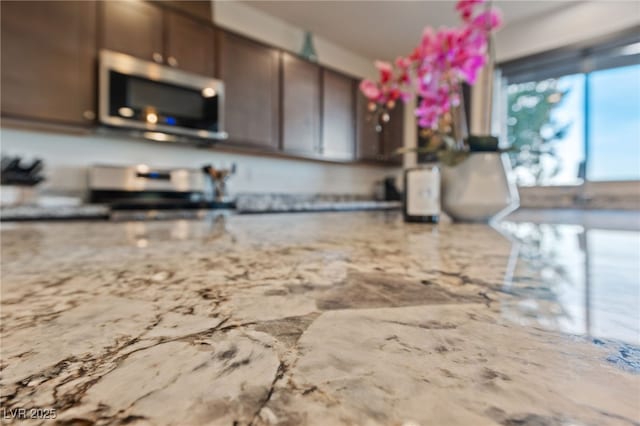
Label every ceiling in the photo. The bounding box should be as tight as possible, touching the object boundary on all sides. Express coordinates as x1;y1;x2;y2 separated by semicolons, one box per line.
241;0;577;61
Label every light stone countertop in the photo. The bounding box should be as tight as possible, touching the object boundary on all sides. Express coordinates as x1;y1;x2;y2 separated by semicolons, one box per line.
1;211;639;425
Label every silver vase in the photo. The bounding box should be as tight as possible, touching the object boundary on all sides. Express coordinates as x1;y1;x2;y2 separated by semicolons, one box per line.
441;152;519;222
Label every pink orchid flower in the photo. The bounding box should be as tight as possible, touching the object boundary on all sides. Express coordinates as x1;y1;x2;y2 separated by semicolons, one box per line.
360;0;502;129
359;79;381;101
472;9;503;31
375;60;393;83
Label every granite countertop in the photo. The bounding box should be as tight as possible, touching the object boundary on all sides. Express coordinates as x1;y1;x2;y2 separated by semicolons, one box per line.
234;194;401;214
1;211;638;425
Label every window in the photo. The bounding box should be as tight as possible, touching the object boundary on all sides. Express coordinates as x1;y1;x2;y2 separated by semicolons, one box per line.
500;32;640;186
506;74;585;186
588;64;640;181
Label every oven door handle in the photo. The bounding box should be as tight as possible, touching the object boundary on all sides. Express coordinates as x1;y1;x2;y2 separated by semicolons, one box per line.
136;171;172;180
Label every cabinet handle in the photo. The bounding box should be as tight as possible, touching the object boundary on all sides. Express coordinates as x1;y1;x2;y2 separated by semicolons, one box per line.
152;52;163;63
167;56;178;67
83;110;96;121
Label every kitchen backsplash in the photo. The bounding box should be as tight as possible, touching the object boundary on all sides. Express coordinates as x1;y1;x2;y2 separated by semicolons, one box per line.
0;128;398;199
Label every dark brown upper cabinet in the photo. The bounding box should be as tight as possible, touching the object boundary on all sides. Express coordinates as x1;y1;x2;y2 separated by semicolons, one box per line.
1;0;97;126
218;31;280;149
356;93;404;165
356;93;383;161
322;70;356;161
101;0;214;76
282;53;321;156
381;102;405;165
101;1;163;63
165;11;215;76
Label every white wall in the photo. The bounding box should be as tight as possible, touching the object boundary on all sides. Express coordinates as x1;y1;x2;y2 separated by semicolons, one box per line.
0;1;398;199
496;1;640;62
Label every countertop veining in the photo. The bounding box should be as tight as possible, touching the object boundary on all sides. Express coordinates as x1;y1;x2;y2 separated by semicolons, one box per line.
1;211;639;425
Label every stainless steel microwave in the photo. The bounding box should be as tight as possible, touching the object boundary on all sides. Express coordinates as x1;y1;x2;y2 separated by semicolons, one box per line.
99;50;227;141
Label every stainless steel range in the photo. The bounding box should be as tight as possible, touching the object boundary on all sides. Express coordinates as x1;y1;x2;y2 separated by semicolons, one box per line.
89;164;234;212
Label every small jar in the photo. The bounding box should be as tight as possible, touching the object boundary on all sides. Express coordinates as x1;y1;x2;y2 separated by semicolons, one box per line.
403;157;440;223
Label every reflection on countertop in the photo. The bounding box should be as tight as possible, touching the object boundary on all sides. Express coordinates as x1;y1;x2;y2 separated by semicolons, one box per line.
498;220;640;345
1;211;638;425
506;208;640;231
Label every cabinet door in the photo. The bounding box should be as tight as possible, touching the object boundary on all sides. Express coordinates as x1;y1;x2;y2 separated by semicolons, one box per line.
322;70;355;160
356;93;383;160
381;102;405;165
165;11;215;76
218;31;280;148
1;1;97;126
282;53;321;155
101;0;163;62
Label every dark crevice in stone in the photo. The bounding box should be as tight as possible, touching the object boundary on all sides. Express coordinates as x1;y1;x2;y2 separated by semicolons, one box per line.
249;361;287;426
4;315;240;415
301;385;317;396
478;291;493;307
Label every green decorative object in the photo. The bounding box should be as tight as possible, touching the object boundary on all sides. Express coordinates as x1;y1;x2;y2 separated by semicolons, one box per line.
300;31;318;62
